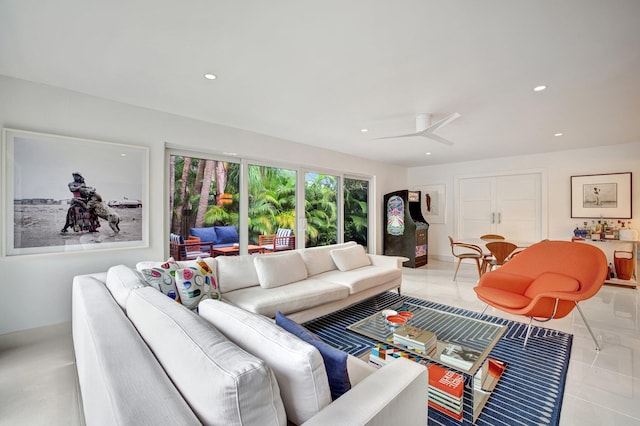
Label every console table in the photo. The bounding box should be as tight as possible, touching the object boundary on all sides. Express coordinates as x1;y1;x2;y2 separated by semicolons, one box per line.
572;239;638;288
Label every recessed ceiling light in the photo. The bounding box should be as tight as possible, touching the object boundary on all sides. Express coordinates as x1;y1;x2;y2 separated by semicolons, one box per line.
360;128;368;133
425;152;431;156
120;153;127;157
223;152;237;156
554;132;563;137
204;73;217;80
533;85;547;92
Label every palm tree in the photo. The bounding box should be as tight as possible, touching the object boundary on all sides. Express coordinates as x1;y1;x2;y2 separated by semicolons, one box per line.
305;174;337;247
344;178;368;247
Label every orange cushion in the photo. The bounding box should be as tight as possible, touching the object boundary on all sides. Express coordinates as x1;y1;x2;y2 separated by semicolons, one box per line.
524;272;580;299
474;287;531;309
476;271;532;295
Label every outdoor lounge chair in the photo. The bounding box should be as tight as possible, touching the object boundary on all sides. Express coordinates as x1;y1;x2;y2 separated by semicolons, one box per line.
259;228;296;252
169;233;213;261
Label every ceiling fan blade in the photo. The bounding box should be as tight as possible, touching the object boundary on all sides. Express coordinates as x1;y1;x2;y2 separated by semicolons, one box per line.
423;133;455;146
373;131;425;140
426;112;461;132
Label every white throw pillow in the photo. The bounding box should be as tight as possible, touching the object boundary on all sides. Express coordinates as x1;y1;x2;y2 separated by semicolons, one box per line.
253;251;308;289
299;242;356;276
199;300;331;425
215;255;260;293
330;244;371;272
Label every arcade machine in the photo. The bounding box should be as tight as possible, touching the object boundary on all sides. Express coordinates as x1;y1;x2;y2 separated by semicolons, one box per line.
383;190;429;268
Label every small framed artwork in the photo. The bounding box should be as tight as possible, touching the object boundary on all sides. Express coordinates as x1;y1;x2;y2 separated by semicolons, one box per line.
2;128;149;256
414;184;446;224
570;172;632;219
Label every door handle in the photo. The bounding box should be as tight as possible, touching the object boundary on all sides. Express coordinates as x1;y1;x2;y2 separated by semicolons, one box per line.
491;213;495;224
498;213;502;224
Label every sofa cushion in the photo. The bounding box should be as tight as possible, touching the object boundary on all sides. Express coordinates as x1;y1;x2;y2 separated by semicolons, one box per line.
216;255;260;292
299;242;356;276
214;225;239;244
105;265;147;310
223;278;349;318
127;287;286;426
198;300;332;425
276;312;351;400
190;226;217;244
524;272;580;299
72;276;200;425
317;266;402;295
254;251;308;289
330;244;371;272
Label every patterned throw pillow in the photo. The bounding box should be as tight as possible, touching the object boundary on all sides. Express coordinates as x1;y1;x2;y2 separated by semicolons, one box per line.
140;258;181;302
174;258;220;310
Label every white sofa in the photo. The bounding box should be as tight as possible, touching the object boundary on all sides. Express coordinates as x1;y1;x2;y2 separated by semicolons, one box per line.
137;241;404;324
72;263;428;426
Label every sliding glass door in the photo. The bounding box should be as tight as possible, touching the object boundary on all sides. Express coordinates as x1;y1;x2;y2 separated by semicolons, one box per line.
304;172;338;247
169;154;240;237
169;150;373;254
247;164;297;245
344;177;369;250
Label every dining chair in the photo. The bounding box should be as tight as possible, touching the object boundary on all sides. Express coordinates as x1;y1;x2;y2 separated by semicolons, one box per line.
481;241;518;275
474;240;607;349
448;236;483;281
480;234;505;241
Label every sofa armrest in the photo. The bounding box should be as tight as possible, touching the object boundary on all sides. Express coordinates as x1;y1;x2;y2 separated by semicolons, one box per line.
367;254;405;269
301;357;428;426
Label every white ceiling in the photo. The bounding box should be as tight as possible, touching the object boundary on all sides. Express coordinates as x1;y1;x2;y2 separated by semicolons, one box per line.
1;0;639;167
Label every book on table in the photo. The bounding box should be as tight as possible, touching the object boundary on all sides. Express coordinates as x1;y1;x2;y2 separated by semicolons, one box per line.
392;325;436;353
427;363;464;420
440;342;482;370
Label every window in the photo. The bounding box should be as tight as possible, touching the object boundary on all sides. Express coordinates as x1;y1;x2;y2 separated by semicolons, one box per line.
344;177;369;250
169;154;239;237
304;172;338;247
247;164;297;245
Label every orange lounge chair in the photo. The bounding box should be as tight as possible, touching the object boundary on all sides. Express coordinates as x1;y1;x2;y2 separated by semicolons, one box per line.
474;240;607;349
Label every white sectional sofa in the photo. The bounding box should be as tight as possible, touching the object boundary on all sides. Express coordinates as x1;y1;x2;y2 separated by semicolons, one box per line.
72;260;428;425
137;241;404;323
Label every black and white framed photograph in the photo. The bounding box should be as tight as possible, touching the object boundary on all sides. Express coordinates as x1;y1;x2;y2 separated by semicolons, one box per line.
2;128;149;256
570;172;632;219
414;184;446;224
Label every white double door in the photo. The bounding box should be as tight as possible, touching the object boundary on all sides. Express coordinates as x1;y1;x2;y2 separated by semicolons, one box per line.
457;172;543;242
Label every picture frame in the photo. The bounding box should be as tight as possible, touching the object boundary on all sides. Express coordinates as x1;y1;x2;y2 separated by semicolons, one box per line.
570;172;632;219
2;128;149;256
414;184;446;224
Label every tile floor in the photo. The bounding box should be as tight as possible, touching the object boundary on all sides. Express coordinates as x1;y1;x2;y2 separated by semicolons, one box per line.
1;259;639;425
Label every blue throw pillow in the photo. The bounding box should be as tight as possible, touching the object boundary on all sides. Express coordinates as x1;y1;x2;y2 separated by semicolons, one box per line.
190;227;217;244
214;225;239;244
275;311;350;400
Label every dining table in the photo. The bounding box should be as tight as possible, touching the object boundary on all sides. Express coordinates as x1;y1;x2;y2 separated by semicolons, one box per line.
458;238;532;256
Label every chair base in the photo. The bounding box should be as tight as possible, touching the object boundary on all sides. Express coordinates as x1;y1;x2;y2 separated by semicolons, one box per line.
480;301;601;351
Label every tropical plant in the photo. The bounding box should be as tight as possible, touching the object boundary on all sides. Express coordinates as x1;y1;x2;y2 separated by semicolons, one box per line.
344;178;368;248
305;174;337;247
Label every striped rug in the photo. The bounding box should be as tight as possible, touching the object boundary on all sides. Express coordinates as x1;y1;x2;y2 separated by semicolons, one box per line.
303;292;572;426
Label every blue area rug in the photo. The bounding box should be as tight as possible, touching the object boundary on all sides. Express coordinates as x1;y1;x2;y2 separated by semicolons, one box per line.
303;292;572;426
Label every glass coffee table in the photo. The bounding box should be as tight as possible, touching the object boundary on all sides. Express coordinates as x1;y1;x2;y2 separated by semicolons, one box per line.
348;301;507;423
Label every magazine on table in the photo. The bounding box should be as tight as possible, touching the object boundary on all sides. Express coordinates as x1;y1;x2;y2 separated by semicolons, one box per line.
440;343;482;370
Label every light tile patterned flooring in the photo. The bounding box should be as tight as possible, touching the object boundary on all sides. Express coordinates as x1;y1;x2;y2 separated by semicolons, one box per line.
1;259;639;425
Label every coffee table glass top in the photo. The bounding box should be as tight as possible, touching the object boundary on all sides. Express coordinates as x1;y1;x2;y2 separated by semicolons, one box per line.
347;301;507;374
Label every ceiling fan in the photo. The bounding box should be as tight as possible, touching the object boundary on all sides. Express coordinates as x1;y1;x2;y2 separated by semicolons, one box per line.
374;112;461;145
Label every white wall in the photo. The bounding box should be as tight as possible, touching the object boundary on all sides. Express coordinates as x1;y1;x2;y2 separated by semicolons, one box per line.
0;75;407;334
408;142;640;260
